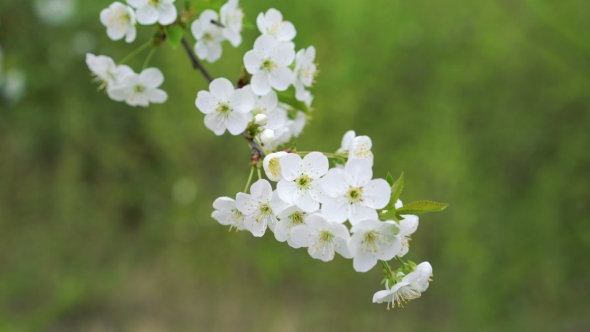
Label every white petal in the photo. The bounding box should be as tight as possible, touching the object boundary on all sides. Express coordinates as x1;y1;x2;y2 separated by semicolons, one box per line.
127;0;147;8
256;12;266;33
271;191;289;216
249;179;272;200
320;198;348;223
125;26;137;43
334;236;352;259
373;290;392;303
224;29;242;47
294;191;319;213
269;67;293;91
400;215;419;235
362;179;391;209
225;112;249;135
276;21;296;41
253;33;279;53
301;152;328;179
195;40;208;60
206;42;223;63
319;168;347;198
147;89;167;103
290;225;318;247
135;5;159;25
243;50;262;74
212;210;231;225
230;88;255;113
195;91;216;114
157;3;177;25
213;196;236;211
245;215;267;237
276;180;297;205
204;113;226;135
353;250;378;273
209;78;234;100
139;68;164;88
338;130;356;153
271;41;295;67
274;219;289;242
236;193;257;215
191;20;203;39
279;153;302;181
250;72;271;96
106;26;126;41
348;204;378;225
345;158;372;187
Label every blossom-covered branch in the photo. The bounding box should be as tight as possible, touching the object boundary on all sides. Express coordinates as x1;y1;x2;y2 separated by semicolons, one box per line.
85;0;448;309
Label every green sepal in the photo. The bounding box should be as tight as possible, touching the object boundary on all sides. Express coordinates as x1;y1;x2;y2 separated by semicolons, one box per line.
407;260;417;270
386;172;395;186
395;200;449;215
165;25;184;49
383;172;404;211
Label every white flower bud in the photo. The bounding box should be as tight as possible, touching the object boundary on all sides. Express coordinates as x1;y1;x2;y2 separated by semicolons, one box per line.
254;113;268;126
260;129;275;146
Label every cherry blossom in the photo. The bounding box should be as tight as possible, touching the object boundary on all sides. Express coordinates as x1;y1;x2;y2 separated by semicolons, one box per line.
244;34;295;96
100;2;137;43
127;0;177;26
191;10;225;63
276;152;329;213
290;214;352;261
236;179;288;237
195;78;254;135
220;0;243;47
108;67;168;107
349;219;402;272
320;158;390;224
373;262;433;309
212;197;246;231
256;8;296;42
293;46;317;101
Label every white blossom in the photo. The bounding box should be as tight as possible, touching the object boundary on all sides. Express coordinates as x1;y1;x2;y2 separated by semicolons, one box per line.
244;34;295;96
212;197;245;231
236;179;288;237
291;214;352;261
319;158;391;224
191;10;225;63
85;53;133;90
277;152;328;213
372;262;433;309
195;78;254;136
263;151;288;182
256;8;296;42
108;67;168;107
395;200;419;257
100;2;137;43
336;131;374;166
259;128;275;146
293;46;317;101
349;219;401;272
253;113;268;126
243;86;286;131
220;0;243;47
275;206;317;248
127;0;177;26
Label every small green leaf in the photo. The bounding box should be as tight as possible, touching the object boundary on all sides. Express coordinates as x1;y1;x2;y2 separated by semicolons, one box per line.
386;172;394;186
379;209;400;222
396;200;449;215
166;25;184;49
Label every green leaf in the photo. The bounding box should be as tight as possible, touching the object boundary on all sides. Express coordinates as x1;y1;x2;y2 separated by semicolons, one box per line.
166;25;184;49
395;200;449;215
383;172;404;211
386;172;394;186
276;87;311;115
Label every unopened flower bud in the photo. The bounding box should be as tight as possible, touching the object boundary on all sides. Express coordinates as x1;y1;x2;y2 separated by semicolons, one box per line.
260;129;275;146
254;113;268;126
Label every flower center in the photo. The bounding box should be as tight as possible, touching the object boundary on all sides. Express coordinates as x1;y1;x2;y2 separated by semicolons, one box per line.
361;230;384;253
288;211;305;226
216;103;232;114
134;85;146;93
268;157;282;178
346;187;363;203
318;230;334;243
148;0;161;6
204;32;213;41
261;59;276;72
296;174;311;190
259;203;271;215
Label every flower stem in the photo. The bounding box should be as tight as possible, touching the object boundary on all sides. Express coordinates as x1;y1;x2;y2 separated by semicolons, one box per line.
395;256;408;269
257;167;262;180
180;37;213;83
142;47;157;70
244;166;255;193
118;41;152;65
380;260;394;279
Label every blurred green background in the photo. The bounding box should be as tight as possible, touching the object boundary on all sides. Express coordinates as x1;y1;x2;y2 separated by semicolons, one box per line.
1;0;590;331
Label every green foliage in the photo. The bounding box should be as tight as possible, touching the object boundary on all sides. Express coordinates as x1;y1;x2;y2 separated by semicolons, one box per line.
166;25;184;49
395;200;449;215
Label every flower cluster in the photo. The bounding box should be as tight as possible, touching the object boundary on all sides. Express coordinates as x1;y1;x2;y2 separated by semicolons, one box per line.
213;130;444;307
87;1;447;309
